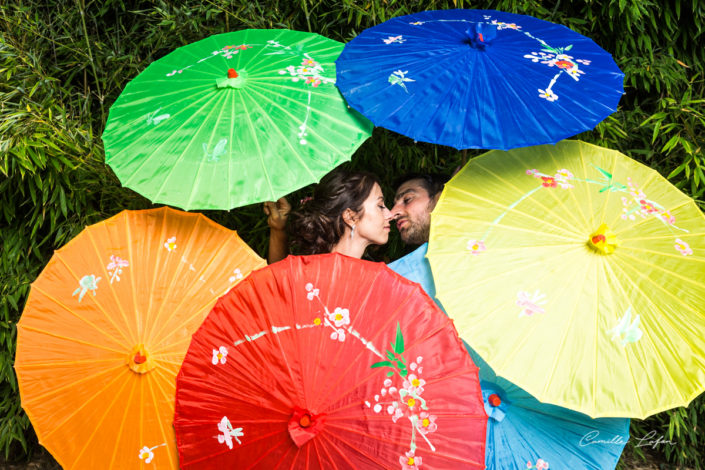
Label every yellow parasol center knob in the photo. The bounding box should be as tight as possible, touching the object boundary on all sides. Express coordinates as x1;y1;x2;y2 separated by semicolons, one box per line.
127;344;156;374
588;223;619;254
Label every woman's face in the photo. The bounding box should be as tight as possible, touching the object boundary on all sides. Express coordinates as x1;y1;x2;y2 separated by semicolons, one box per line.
355;183;392;246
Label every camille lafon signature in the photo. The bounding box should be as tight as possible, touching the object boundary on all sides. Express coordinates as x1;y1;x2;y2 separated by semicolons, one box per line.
579;430;676;449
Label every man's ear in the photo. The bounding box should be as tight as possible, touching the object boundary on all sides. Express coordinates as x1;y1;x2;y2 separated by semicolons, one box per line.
342;208;358;226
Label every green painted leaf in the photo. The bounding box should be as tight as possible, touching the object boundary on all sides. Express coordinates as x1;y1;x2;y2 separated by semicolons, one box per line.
371;360;393;369
394;322;404;354
595;166;613;179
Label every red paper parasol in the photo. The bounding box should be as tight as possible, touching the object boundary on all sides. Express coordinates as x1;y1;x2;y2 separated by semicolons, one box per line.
174;254;486;469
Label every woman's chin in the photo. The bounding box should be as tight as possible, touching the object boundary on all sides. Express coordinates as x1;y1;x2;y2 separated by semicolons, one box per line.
376;234;390;245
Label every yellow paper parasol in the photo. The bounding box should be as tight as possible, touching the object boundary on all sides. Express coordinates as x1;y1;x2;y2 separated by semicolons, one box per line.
15;207;265;468
428;140;705;419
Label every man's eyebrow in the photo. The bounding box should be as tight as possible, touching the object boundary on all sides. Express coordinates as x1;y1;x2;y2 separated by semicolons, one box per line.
394;188;417;201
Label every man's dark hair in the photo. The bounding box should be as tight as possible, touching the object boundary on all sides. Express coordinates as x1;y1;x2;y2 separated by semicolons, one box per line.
393;173;450;199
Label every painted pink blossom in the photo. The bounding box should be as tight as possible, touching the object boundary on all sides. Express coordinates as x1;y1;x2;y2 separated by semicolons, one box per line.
536;459;550;470
417;411;437;434
305;76;321;87
391;407;404;423
400;450;422;470
403;374;426;395
675;238;693;256
467;239;487;255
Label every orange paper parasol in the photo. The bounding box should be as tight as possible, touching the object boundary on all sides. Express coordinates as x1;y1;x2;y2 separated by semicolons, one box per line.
15;207;265;469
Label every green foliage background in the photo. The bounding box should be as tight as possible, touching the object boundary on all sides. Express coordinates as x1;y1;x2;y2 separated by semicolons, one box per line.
1;0;703;467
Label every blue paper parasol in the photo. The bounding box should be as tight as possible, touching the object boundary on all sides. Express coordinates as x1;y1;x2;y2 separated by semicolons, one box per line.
336;9;624;150
389;244;629;469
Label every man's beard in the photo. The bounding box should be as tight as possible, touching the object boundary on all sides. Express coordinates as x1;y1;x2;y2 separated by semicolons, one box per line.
401;221;430;245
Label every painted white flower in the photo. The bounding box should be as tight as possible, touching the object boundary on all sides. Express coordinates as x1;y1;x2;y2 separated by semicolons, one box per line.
391;407;404;423
409;356;423;373
328;307;350;328
164;236;177;252
212;346;228;365
138;446;154;464
565;67;585;80
229;268;243;283
305;283;319;300
330;328;346;342
538;88;558;102
217;416;244;449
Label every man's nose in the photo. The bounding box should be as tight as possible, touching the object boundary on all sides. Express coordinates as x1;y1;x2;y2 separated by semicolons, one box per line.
390;202;403;219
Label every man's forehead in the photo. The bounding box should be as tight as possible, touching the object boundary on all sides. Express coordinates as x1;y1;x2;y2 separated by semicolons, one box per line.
394;179;429;200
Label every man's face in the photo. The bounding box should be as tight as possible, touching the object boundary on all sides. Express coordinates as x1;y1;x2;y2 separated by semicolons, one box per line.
391;179;438;245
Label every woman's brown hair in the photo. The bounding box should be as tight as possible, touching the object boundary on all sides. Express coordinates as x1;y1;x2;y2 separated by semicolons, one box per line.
288;169;381;255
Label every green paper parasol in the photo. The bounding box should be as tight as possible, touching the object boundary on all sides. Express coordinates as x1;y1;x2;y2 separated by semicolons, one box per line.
103;29;373;210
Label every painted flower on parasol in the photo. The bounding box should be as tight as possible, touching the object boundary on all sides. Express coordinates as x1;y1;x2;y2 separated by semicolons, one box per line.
427;140;705;418
103;29;372;210
15;207;265;469
336;9;624;150
174;254;487;469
